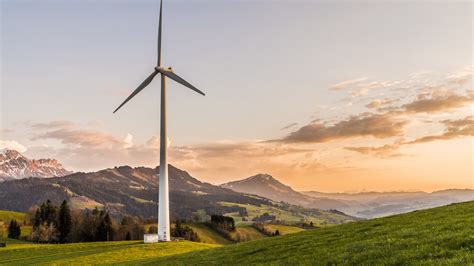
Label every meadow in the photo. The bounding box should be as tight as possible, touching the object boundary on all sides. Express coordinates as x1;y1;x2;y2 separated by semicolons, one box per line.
0;201;472;265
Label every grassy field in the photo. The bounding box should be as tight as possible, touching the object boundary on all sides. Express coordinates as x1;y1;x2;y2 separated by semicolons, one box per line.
184;223;233;245
219;201;348;226
1;202;472;265
0;210;26;223
0;210;29;239
0;238;217;265
147;201;474;265
228;225;267;242
264;224;305;235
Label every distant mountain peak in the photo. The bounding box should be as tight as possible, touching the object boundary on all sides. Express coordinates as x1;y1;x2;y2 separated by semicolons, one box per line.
248;173;277;182
0;149;72;181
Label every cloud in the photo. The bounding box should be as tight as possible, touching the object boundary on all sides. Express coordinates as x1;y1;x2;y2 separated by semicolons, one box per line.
366;98;398;109
0;140;27;153
350;81;395;98
446;67;474;85
344;144;402;158
32;128;124;148
405;116;474;144
30;120;75;130
402;91;473;114
280;123;298;130
276;112;407;143
123;133;134;148
329;77;367;91
346;116;474;157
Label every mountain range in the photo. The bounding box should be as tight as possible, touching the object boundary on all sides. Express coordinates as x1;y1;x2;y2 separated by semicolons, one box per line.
0;149;71;181
0;155;356;224
1;149;471;220
222;174;474;218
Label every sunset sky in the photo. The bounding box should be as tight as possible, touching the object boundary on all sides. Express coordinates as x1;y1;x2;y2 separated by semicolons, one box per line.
1;0;472;192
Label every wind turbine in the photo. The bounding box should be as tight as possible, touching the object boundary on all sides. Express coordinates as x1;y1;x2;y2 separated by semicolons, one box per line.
113;0;205;242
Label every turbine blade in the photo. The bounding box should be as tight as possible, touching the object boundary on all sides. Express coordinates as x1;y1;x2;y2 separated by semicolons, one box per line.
157;0;163;67
113;71;158;113
159;68;205;96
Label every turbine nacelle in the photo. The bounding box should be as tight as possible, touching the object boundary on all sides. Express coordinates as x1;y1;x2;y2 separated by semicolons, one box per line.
155;66;173;72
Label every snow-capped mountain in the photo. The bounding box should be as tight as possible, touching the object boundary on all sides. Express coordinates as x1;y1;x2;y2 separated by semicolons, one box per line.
0;149;72;181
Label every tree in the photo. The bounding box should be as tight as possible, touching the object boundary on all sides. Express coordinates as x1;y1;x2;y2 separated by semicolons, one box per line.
192;209;208;222
8;219;21;239
97;212;114;241
58;200;72;243
148;225;157;234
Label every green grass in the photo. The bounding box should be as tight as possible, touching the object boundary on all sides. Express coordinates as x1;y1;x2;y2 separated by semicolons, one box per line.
264;224;305;235
0;210;26;223
146;201;474;265
184;223;233;245
0;210;28;239
1;202;472;265
0;239;217;265
219;201;348;226
228;225;267;242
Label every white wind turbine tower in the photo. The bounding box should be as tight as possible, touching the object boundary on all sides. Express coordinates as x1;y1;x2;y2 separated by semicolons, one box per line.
113;0;205;242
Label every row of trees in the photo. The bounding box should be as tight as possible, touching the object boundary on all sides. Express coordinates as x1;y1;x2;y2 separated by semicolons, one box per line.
29;200;144;243
210;215;235;232
25;199;202;243
252;223;280;236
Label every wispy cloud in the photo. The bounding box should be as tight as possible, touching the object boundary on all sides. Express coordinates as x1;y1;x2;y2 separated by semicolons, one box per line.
0;140;27;153
328;77;367;91
280;122;298;130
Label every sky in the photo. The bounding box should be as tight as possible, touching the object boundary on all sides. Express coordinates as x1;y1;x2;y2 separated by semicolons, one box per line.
1;0;473;192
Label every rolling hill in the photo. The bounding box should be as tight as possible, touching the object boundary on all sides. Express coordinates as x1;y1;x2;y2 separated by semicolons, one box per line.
0;201;472;264
150;201;474;265
221;173;474;219
0;165;355;225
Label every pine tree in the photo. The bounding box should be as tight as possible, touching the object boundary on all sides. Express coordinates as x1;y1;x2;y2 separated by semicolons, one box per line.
8;219;21;239
58;200;72;243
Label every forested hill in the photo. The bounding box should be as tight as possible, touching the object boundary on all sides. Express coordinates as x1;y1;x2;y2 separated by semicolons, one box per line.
0;165;356;224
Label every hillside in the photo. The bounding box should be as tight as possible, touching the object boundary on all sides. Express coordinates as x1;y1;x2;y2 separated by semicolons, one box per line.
150;201;474;265
0;210;26;223
0;239;217;265
222;173;474;219
0;165;356;225
1;201;472;264
221;174;349;210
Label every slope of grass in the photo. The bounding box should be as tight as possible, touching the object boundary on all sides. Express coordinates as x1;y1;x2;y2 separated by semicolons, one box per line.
0;210;26;223
0;239;217;265
146;201;474;265
0;210;28;238
229;225;267;242
185;223;233;245
264;224;305;235
1;202;472;265
219;201;350;226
